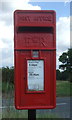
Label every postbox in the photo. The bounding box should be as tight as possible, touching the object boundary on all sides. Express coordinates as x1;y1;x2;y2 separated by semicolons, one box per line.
14;10;56;109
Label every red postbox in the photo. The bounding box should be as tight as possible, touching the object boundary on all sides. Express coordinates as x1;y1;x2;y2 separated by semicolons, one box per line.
14;10;56;109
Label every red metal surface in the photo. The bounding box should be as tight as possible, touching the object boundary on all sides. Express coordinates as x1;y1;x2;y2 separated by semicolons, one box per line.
14;10;56;109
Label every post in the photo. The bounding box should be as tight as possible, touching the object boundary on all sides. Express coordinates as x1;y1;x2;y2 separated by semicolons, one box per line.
28;109;36;120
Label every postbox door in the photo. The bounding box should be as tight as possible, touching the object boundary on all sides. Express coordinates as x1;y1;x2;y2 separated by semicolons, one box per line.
15;50;55;109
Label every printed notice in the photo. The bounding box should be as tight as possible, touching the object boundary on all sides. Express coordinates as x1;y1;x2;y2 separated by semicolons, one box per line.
27;60;44;91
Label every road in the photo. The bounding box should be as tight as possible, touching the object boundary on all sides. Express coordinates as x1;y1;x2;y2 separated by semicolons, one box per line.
37;97;71;118
1;97;72;118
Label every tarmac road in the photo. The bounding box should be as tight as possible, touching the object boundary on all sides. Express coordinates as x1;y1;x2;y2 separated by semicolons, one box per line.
1;97;72;118
37;97;71;118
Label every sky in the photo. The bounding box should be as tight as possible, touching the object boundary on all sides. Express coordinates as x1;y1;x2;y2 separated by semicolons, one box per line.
0;0;71;69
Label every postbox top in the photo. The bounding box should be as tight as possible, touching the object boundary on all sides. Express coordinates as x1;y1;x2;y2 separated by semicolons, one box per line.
14;10;56;27
14;10;56;50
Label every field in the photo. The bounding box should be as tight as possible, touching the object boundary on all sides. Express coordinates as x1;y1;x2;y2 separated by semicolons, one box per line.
2;108;59;119
2;80;71;119
2;80;72;97
56;80;72;97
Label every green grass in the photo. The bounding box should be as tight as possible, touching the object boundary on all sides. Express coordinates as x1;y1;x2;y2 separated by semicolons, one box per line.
2;107;59;119
56;81;72;97
2;81;72;119
2;80;72;97
36;113;59;118
2;107;28;118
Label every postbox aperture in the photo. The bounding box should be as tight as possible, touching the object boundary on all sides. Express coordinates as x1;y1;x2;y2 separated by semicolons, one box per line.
14;10;56;109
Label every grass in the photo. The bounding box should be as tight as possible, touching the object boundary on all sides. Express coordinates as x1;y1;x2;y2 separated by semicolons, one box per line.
56;81;72;97
2;80;71;119
36;113;59;118
2;107;60;119
2;80;72;97
2;107;28;118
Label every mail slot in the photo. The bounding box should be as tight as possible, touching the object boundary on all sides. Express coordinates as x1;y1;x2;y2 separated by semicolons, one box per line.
14;10;56;109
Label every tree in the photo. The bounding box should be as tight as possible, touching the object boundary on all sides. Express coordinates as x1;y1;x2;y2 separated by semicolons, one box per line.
56;69;62;80
2;66;14;84
61;70;69;81
59;48;72;82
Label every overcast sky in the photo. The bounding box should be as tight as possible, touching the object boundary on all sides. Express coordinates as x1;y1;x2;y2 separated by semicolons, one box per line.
0;0;71;69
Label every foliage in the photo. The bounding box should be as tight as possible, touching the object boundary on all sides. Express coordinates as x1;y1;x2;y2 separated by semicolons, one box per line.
1;65;71;86
2;81;14;93
59;48;72;82
56;69;69;81
56;69;61;80
1;48;72;84
2;66;14;84
61;70;69;80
